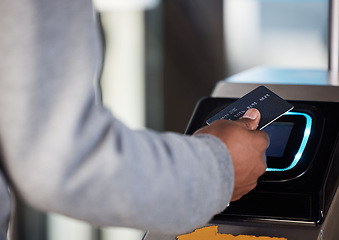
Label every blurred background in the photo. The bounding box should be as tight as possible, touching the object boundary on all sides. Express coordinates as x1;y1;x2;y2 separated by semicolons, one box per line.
13;0;329;239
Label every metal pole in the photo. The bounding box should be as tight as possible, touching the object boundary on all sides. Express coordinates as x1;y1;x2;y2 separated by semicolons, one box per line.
329;0;339;85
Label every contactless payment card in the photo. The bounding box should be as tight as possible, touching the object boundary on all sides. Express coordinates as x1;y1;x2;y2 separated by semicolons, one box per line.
206;86;294;129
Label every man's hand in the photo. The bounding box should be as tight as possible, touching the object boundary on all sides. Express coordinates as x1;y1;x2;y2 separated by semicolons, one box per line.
193;108;269;201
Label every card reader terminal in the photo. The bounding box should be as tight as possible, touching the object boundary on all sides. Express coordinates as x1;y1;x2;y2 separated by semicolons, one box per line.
185;98;339;225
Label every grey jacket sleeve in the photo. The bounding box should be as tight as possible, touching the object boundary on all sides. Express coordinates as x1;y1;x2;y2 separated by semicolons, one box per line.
0;0;234;235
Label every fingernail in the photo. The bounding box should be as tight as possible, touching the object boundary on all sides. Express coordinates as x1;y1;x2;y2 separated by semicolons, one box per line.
241;108;259;120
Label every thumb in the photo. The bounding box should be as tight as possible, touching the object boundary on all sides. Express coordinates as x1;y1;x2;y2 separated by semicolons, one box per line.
237;108;261;130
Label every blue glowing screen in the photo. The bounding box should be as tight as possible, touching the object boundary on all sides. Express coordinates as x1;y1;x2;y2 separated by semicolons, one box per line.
265;112;312;172
264;122;294;158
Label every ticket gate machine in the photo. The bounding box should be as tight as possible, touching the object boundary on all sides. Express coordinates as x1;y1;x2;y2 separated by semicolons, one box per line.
143;81;339;240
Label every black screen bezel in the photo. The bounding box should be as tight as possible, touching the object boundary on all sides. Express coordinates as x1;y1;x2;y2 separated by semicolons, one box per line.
264;114;306;170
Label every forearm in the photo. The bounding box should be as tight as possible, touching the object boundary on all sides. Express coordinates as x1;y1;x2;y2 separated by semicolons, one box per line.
1;103;233;234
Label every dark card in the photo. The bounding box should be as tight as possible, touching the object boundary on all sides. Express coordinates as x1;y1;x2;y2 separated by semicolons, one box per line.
206;86;294;129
